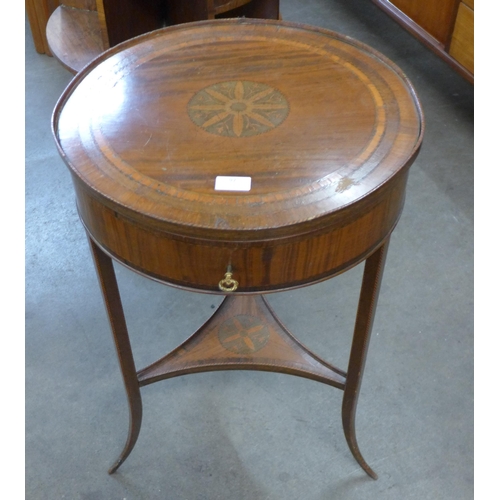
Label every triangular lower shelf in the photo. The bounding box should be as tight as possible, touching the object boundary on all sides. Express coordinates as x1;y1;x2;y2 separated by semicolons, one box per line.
137;294;346;389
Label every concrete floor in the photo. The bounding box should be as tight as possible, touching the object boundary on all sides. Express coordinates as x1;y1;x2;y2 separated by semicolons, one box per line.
26;1;473;498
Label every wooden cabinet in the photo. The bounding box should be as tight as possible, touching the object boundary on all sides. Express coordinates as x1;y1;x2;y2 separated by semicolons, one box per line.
449;1;474;75
388;0;458;45
372;0;473;83
26;0;60;55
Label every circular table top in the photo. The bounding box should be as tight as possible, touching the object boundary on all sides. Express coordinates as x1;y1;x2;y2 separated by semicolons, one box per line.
53;19;423;241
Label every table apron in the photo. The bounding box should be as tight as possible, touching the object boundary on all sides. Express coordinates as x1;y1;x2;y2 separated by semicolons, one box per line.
73;170;408;293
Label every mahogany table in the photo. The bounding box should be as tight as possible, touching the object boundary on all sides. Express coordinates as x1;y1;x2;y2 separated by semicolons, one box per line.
52;19;423;479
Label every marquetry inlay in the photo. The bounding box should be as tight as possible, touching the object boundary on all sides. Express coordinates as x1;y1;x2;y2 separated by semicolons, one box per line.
218;314;270;354
187;81;289;137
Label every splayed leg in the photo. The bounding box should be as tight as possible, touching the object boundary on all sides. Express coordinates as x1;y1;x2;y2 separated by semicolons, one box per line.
88;237;143;474
341;240;390;480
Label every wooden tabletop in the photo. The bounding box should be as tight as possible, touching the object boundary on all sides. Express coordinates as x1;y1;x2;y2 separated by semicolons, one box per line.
53;19;423;292
54;19;422;238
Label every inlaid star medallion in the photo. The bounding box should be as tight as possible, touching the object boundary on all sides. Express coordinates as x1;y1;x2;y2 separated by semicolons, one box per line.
218;314;270;354
187;81;289;137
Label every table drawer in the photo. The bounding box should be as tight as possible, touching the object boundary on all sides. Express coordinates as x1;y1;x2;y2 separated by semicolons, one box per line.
74;172;409;294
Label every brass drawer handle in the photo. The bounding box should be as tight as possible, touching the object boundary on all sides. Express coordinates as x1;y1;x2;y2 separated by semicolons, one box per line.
218;271;239;292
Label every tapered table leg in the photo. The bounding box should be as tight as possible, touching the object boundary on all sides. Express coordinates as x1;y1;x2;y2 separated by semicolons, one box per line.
342;239;390;480
87;237;143;474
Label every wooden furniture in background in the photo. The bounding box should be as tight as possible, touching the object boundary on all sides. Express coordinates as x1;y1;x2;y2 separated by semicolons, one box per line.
448;0;474;77
45;0;166;73
26;0;60;55
45;1;105;73
52;19;423;477
371;0;474;83
44;0;279;73
166;0;279;24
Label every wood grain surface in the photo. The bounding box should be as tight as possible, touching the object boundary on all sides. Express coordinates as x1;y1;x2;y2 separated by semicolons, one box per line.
383;0;460;45
53;19;423;292
46;5;105;73
137;294;347;388
449;3;474;74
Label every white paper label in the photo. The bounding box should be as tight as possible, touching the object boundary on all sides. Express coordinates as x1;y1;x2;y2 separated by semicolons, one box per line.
214;176;252;192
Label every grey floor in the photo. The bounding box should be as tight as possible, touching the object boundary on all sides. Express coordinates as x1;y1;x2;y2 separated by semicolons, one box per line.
26;1;473;498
